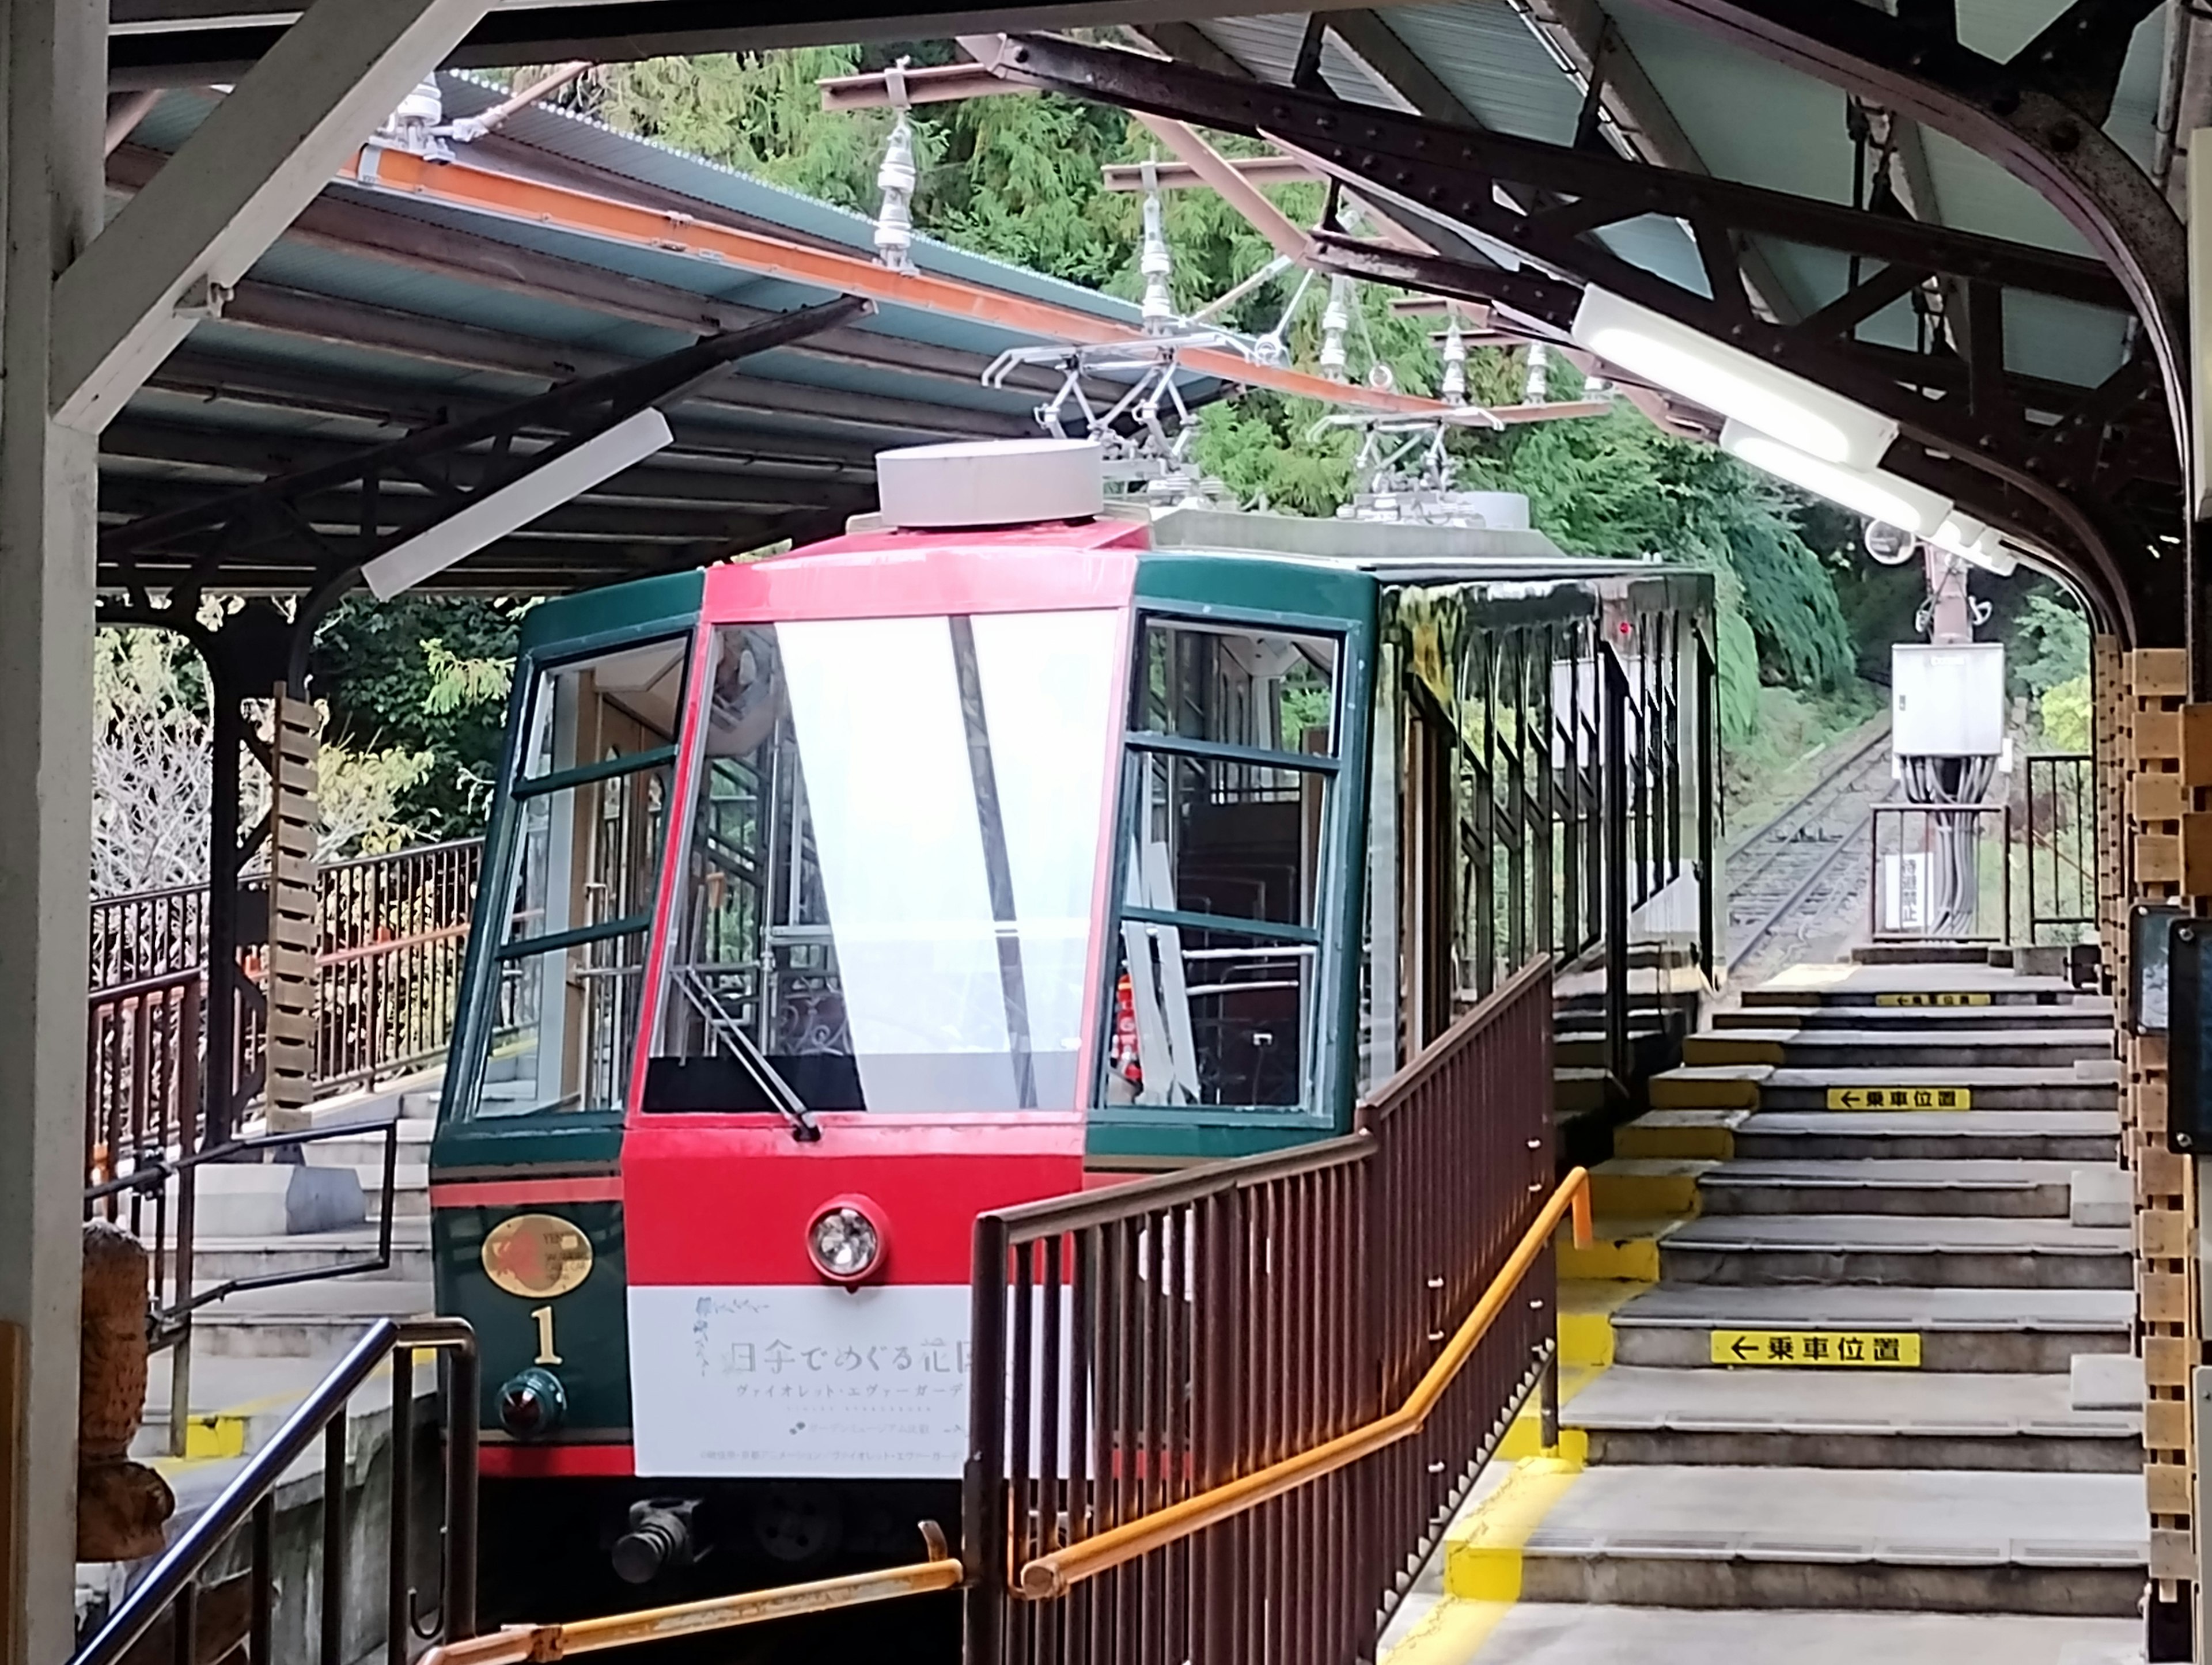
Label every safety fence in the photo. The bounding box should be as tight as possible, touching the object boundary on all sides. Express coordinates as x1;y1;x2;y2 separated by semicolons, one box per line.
964;957;1558;1665
311;840;483;1093
1865;753;2097;947
85;838;483;1137
2021;752;2096;945
70;1318;479;1665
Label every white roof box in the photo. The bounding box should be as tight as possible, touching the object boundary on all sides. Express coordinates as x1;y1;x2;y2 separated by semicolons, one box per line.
876;438;1103;530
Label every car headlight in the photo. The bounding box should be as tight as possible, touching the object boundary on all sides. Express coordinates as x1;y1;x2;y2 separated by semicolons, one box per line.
806;1199;885;1284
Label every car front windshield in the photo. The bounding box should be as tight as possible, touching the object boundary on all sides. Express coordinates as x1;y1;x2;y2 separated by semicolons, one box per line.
649;610;1122;1114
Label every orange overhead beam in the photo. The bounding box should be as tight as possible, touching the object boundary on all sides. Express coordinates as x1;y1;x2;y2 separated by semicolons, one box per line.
340;143;1456;419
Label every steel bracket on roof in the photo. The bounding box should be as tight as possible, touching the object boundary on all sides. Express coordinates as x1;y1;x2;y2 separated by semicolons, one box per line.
1601;0;2195;674
101;294;870;610
980;31;2159;640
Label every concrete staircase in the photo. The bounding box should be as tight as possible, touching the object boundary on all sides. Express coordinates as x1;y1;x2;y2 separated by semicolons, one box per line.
151;1075;441;1410
1383;956;2145;1664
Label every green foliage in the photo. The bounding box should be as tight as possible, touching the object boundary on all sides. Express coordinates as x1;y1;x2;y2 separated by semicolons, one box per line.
592;48;898;210
313;597;524;839
1466;401;1857;699
423;638;516;716
2008;588;2091;700
573;48;1866;738
2039;673;2092;752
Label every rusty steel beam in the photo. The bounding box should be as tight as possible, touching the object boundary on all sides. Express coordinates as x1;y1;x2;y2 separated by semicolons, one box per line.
970;33;2152;638
1602;0;2189;670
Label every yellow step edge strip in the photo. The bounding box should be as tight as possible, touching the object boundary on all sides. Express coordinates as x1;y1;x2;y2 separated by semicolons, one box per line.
1381;1280;1626;1665
149;1349;436;1477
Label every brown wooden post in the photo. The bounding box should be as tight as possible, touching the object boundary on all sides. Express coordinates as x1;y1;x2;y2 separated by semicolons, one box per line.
264;688;322;1131
2121;648;2196;1601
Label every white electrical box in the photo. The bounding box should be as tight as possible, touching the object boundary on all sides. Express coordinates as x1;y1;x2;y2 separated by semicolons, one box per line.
1892;642;2006;757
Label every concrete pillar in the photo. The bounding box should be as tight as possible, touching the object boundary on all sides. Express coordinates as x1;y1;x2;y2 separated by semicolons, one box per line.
0;1;108;1660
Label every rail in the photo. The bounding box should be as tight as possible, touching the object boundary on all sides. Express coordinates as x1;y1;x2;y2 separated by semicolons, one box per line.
1869;801;2010;943
69;1317;479;1665
84;960;400;1451
2021;752;2096;945
87;836;483;1114
414;1539;963;1665
966;957;1560;1665
1017;1165;1590;1598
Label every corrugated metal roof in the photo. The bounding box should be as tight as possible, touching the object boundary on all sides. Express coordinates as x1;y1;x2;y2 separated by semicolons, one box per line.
101;71;1275;594
438;71;1152;326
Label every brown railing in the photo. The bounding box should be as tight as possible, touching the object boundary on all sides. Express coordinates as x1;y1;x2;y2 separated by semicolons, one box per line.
84;971;203;1324
312;839;483;1093
86;837;483;1111
2022;752;2096;945
89;882;217;992
964;958;1559;1665
70;1318;479;1665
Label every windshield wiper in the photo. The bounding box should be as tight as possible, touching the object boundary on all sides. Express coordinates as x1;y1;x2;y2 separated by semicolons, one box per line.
678;969;820;1143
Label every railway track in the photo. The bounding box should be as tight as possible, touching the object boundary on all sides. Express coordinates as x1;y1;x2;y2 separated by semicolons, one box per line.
1725;718;1895;975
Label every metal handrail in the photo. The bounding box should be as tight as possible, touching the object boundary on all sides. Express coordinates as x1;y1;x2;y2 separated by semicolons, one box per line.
414;1535;963;1665
70;1317;479;1665
1013;1165;1593;1599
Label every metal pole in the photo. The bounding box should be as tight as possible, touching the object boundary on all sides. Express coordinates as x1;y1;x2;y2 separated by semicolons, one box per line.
1537;1350;1560;1452
1602;654;1630;1085
204;667;246;1146
445;1340;480;1642
963;1215;1011;1665
388;1346;414;1665
169;976;201;1458
1696;642;1718;984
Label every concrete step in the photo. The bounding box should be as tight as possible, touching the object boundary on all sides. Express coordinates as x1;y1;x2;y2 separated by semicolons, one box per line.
1713;1002;2111;1032
1391;1605;2141;1664
1660;1213;2131;1290
1699;1158;2080;1218
169;1222;432;1284
1500;1465;2144;1615
1569;1367;2141;1473
1760;1068;2114;1113
298;1118;435;1170
1853;941;2006;966
1684;1031;2111;1071
1743;968;2081;1008
1733;1111;2119;1163
1608;1282;2130;1374
184;1278;433;1360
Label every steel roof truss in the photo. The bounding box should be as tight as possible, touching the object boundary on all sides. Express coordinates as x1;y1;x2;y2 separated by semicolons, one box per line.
103;293;867;602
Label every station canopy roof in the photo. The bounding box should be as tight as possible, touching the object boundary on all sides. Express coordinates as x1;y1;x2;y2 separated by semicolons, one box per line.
100;1;2203;632
104;70;1450;598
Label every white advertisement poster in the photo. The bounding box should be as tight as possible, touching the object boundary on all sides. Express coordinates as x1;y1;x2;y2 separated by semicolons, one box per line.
627;1283;972;1480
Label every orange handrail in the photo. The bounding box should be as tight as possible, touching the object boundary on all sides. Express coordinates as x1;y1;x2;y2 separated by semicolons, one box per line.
416;1542;962;1665
1016;1166;1593;1599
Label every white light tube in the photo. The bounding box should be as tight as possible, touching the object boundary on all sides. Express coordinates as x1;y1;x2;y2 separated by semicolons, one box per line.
1719;419;1953;536
1573;287;1899;469
1929;511;2019;577
362;407;676;600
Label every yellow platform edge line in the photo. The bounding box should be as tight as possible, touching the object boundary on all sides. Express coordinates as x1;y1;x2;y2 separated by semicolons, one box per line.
150;1351;429;1477
1442;1455;1586;1600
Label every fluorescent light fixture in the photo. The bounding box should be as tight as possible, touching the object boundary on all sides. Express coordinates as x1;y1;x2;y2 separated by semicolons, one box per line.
362;407;676;600
1573;287;1899;469
1720;419;1953;536
1930;512;2019;577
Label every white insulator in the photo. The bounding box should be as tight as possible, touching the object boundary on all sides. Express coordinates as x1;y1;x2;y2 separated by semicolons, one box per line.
874;113;918;274
1139;157;1175;334
1319;276;1353;382
1440;318;1467;407
1524;341;1550;405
